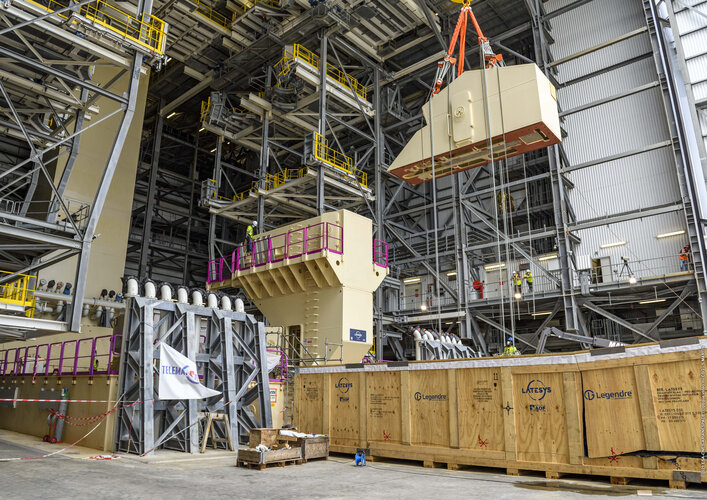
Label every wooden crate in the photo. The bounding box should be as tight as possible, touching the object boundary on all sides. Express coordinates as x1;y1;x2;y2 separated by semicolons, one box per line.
249;428;280;449
238;447;302;470
298;435;329;461
295;337;707;488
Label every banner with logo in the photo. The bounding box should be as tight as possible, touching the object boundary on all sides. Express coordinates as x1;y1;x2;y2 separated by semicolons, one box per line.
158;343;221;400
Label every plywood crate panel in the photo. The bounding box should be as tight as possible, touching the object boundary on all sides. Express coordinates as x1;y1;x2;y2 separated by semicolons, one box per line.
295;338;707;484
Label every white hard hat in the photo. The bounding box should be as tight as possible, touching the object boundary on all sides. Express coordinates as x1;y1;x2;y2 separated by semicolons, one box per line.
252;220;258;227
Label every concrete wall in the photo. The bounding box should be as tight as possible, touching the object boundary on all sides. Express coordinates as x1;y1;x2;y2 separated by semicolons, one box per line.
0;374;118;451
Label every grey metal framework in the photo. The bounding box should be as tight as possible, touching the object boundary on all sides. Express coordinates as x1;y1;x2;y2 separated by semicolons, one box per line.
0;0;702;354
128;0;707;358
0;0;163;335
114;296;272;455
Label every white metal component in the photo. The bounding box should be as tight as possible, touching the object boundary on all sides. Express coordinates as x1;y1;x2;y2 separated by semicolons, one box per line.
144;281;156;299
160;284;172;301
126;278;139;297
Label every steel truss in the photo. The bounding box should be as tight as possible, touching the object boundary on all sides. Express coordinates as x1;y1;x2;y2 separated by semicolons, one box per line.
129;0;707;357
0;0;164;333
114;296;272;456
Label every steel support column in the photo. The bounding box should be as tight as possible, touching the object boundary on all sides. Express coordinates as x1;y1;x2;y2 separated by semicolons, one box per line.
139;99;164;278
69;55;142;332
316;32;327;215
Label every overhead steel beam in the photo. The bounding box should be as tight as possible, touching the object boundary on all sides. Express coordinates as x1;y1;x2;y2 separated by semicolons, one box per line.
643;286;694;340
385;222;459;301
0;249;79;284
473;312;535;349
462;200;561;286
0;46;127;103
0;222;81;249
582;301;656;342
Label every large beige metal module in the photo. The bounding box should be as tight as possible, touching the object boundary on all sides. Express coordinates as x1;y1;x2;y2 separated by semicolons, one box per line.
208;210;387;364
389;63;561;185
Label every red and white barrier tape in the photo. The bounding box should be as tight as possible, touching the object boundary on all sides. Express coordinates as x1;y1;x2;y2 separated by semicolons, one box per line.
48;401;141;427
0;398;143;403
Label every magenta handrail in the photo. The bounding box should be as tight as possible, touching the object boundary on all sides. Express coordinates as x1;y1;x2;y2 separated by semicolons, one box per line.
201;222;394;283
373;238;389;268
0;334;122;377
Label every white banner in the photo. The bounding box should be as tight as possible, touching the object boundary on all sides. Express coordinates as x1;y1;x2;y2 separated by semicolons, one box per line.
158;343;221;400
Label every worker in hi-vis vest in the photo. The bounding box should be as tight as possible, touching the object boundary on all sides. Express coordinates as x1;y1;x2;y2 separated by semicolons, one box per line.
512;272;522;295
502;337;519;356
245;220;257;254
524;269;534;292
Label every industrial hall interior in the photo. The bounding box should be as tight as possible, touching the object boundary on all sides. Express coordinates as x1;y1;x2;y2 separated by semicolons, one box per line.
2;0;707;497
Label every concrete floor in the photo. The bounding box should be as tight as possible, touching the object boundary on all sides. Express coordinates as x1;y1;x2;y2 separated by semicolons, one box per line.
1;431;706;499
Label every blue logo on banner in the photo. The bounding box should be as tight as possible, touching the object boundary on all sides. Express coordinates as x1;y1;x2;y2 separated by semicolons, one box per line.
350;329;366;342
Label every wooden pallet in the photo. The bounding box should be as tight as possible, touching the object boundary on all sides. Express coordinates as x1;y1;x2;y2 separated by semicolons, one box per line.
237;447;303;470
335;449;698;490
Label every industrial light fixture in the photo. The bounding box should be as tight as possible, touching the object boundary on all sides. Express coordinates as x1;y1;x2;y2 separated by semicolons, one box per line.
484;263;506;271
167;112;177;119
531;311;552;317
446;271;457;277
403;277;421;284
629;275;637;285
639;298;666;304
600;241;626;249
539;254;558;261
199;127;205;132
513;292;522;299
210;148;217;153
420;304;427;311
656;230;686;239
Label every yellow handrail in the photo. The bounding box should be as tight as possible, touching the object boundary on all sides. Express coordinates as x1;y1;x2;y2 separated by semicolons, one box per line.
0;271;36;317
312;133;368;188
25;0;166;54
200;96;211;122
286;44;368;101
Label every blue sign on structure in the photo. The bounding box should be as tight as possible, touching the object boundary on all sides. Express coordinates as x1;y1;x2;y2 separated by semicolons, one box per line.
350;329;366;342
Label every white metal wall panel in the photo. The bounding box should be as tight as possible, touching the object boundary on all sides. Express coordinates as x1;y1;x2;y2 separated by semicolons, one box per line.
567;147;682;220
548;0;686;267
573;211;688;271
546;0;647;59
562;87;673;165
558;56;658;111
554;32;653;84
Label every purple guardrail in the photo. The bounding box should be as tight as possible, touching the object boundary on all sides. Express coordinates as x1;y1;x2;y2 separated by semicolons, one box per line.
374;238;389;268
0;334;122;377
205;223;390;283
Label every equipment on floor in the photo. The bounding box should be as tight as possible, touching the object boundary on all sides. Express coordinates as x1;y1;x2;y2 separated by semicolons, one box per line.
40;388;68;444
355;448;366;466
